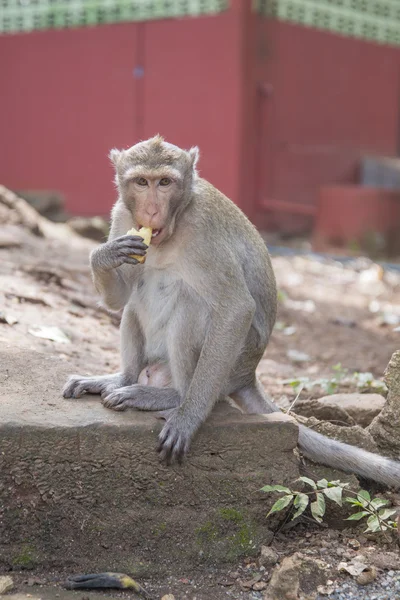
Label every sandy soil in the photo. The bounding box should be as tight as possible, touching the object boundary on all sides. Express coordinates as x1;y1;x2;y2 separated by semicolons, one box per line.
1;216;400;600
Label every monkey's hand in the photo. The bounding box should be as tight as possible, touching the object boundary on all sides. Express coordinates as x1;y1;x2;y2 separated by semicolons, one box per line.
91;234;148;271
157;408;196;465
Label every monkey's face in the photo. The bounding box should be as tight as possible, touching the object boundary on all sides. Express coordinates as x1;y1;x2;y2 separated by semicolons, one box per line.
109;136;199;246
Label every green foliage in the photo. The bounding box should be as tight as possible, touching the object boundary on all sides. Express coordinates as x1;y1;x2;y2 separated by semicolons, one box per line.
282;362;387;396
261;477;398;533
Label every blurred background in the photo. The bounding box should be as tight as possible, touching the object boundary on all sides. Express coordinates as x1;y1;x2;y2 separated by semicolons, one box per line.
2;0;400;257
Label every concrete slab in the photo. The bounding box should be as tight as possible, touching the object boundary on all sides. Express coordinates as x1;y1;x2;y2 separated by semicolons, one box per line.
0;345;300;574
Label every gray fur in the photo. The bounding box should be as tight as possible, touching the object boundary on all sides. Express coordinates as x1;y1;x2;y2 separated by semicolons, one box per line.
62;136;400;483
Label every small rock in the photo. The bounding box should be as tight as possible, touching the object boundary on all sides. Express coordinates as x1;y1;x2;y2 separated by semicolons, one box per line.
0;577;13;595
356;566;378;585
161;595;175;600
217;578;234;587
311;393;385;428
317;584;335;596
259;546;279;568
287;349;311;363
366;550;400;570
253;580;267;591
229;571;240;580
240;575;262;589
348;538;361;550
265;553;327;600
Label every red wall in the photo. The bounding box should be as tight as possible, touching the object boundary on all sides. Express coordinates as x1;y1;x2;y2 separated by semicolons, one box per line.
251;19;400;231
1;3;400;232
0;7;246;217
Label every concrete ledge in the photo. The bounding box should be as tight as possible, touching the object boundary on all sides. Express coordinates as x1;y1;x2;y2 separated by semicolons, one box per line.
0;346;300;574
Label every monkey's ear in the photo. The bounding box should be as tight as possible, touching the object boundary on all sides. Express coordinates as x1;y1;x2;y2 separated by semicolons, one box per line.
188;146;200;167
109;148;122;166
188;146;200;175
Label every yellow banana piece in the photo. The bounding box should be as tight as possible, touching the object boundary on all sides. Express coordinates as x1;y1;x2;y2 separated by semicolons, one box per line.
126;226;152;263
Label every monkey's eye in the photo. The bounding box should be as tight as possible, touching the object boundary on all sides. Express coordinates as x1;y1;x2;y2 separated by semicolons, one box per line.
136;177;148;186
159;178;171;187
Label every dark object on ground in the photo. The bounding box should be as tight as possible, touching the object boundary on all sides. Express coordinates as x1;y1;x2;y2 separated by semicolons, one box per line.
64;572;151;597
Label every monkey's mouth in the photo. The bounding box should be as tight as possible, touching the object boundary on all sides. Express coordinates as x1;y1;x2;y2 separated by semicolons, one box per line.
151;229;162;238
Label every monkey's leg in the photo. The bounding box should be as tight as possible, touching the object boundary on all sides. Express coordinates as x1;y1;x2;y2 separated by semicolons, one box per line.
63;373;125;400
230;378;280;415
63;308;145;400
158;294;255;463
102;385;180;411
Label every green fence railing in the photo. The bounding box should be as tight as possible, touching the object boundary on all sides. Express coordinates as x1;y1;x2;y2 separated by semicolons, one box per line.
254;0;400;46
0;0;228;34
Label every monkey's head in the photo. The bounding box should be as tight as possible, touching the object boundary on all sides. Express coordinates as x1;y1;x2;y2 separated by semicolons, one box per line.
109;135;199;246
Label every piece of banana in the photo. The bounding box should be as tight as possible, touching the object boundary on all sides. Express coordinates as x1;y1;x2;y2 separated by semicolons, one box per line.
64;572;152;598
126;226;152;263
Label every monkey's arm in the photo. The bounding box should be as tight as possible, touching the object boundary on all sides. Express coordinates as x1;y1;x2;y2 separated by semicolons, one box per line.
90;200;146;311
158;258;255;463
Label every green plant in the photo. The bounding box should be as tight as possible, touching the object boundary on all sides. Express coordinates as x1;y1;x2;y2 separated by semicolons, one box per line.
261;477;397;533
283;363;387;396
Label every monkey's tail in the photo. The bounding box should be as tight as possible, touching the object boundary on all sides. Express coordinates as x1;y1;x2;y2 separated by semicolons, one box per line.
298;424;400;488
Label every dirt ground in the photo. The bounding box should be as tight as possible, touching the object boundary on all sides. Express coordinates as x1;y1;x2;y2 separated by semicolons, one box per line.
1;204;400;599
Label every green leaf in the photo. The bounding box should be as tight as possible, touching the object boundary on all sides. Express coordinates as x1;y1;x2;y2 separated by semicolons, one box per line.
298;477;317;489
310;492;326;523
267;495;294;517
346;511;369;521
260;485;292;494
322;486;343;506
316;479;329;489
325;381;338;395
370;498;389;509
292;493;309;520
378;508;398;520
357;490;371;507
344;498;364;507
365;515;381;533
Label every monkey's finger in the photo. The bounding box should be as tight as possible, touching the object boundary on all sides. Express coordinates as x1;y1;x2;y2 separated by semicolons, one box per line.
157;430;183;465
116;233;149;246
122;257;141;266
102;392;130;410
124;236;149;247
117;250;146;259
118;239;148;251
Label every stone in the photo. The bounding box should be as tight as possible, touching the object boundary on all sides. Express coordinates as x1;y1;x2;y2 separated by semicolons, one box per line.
293;398;355;426
365;550;400;571
68;216;109;242
264;553;327;600
259;546;279;568
356;566;378;585
318;393;385;427
0;577;13;595
0;345;300;574
369;350;400;457
294;393;386;428
253;581;267;591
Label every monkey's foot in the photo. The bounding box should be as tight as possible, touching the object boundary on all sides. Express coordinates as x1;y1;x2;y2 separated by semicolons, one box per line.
102;386;180;412
157;410;195;465
62;373;125;399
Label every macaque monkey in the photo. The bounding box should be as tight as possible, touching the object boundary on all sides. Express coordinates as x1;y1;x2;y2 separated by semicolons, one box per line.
63;136;400;486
